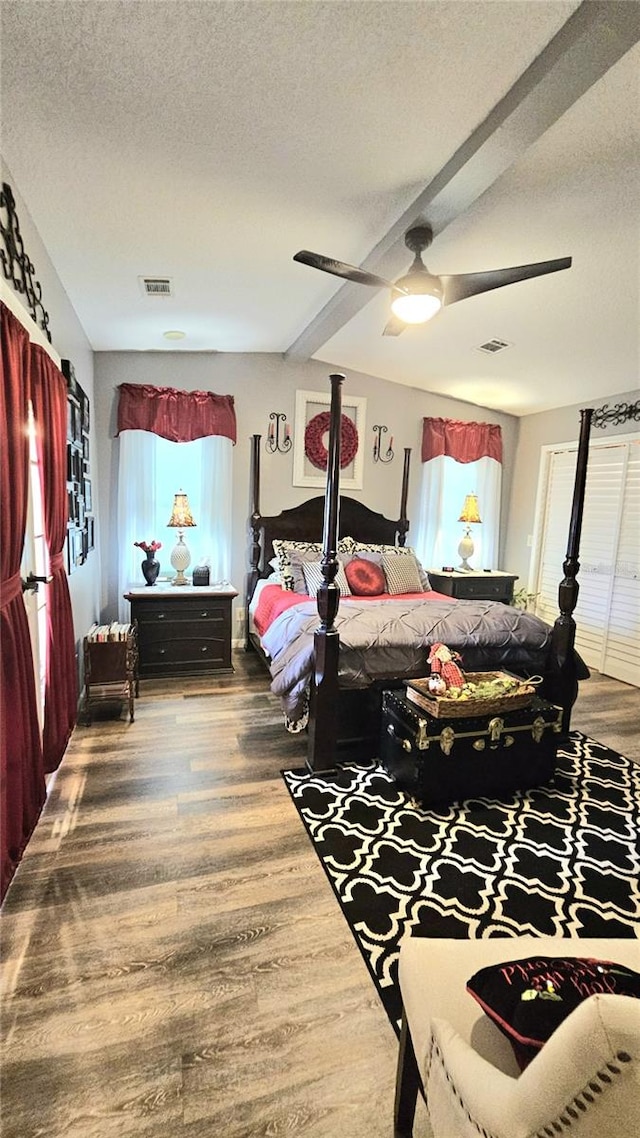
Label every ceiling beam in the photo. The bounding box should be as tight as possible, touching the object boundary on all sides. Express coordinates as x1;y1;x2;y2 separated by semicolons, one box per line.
285;0;640;362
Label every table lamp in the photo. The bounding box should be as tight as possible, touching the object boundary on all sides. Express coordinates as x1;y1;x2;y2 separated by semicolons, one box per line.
457;493;481;571
167;490;197;585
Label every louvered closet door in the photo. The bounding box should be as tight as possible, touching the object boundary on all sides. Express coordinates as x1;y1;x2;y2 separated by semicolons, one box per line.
604;440;640;684
535;437;639;686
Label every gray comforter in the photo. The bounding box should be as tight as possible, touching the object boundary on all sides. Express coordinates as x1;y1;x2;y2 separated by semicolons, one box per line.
261;595;554;723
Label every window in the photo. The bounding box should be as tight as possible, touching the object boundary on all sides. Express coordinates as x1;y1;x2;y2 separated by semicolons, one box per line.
413;419;503;572
117;430;232;618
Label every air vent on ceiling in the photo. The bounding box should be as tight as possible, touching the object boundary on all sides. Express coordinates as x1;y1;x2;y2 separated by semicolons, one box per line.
139;276;173;297
476;338;512;354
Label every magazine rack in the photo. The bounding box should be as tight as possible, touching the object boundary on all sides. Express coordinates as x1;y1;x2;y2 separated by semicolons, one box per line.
83;622;138;723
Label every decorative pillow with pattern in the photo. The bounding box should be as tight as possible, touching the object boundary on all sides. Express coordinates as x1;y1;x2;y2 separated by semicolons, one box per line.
381;553;424;595
467;955;640;1070
337;536;357;556
302;561;352;597
344;557;387;596
273;539;354;591
349;541;430;590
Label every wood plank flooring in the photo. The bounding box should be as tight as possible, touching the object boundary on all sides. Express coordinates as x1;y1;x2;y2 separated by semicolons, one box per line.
1;656;637;1138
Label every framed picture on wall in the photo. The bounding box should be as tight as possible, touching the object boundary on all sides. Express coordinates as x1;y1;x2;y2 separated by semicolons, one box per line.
292;389;367;490
65;528;83;574
73;527;85;568
83;477;92;513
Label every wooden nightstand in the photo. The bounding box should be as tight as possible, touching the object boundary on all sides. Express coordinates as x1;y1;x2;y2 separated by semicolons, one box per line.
427;570;518;603
124;585;238;678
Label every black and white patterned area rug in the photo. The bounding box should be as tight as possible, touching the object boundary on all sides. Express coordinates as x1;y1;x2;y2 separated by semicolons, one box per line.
282;733;640;1034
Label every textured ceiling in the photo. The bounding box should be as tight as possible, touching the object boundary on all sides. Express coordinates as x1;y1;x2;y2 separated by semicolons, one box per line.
1;0;638;414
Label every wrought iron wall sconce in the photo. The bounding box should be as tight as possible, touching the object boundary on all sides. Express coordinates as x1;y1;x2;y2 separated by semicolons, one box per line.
266;412;292;453
592;400;640;429
1;181;52;342
372;424;394;463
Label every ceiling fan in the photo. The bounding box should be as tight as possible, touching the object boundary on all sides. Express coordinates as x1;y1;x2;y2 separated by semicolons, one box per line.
293;225;571;336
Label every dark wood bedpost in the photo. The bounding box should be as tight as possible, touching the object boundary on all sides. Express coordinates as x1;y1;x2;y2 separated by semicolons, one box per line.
397;447;411;546
307;373;344;772
546;407;593;733
246;434;262;648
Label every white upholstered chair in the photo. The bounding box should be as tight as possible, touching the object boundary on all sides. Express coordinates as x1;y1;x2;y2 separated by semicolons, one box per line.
395;936;640;1138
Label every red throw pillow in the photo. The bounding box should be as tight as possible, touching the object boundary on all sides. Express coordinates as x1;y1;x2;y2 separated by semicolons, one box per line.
345;557;386;596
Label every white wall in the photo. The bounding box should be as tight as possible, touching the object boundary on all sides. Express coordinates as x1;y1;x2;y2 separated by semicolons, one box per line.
94;351;520;637
1;161;98;656
505;387;640;589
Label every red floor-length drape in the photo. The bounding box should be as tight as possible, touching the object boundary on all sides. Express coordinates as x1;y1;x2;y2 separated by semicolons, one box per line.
31;345;78;773
0;304;46;901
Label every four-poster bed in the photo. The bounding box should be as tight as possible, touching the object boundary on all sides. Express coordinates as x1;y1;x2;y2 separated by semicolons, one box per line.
247;374;590;772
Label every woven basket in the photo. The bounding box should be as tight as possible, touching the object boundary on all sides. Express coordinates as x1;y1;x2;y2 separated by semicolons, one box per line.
404;672;537;719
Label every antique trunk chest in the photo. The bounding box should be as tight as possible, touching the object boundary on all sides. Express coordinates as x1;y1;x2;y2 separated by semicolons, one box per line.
379;689;563;806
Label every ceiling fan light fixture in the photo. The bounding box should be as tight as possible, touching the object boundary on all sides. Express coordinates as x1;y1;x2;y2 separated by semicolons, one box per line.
390;264;443;324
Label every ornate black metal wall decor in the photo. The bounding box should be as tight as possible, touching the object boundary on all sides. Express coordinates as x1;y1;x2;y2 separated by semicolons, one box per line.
592;400;640;429
266;411;292;453
372;424;394;463
0;181;52;342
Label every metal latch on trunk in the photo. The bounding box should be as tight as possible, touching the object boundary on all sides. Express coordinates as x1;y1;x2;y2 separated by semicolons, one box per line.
439;726;455;756
386;723;412;752
532;715;546;743
488;716;505;747
416;718;429;751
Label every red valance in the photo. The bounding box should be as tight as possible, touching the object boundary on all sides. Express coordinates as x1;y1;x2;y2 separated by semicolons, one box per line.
116;383;236;444
421;417;502;464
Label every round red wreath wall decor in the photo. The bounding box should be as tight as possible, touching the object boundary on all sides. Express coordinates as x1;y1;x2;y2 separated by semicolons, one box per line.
304;411;359;471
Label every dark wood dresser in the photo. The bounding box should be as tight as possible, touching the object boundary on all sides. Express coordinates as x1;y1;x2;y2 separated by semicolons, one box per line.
124;585;237;678
427;569;518;603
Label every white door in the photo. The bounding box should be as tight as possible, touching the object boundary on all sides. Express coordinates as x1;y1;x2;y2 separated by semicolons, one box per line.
533;435;639;687
602;442;640;684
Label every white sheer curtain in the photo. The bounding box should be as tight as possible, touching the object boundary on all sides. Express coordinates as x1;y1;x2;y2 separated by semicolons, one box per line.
414;455;502;573
117;430;233;620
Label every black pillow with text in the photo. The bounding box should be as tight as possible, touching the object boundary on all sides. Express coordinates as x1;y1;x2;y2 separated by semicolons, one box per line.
467;955;640;1068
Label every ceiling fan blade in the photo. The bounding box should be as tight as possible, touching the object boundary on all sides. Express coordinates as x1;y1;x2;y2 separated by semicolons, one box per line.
293;250;395;290
441;257;572;306
382;315;407;337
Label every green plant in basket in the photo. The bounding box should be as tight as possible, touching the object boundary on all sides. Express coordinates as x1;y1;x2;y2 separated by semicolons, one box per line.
447;676;523;701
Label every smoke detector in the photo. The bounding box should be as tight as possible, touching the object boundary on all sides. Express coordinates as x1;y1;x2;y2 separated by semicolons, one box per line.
139;276;173;297
476;338;512;354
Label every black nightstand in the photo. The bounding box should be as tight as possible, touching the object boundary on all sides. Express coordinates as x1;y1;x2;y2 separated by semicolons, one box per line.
124;585;237;678
428;570;518;603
